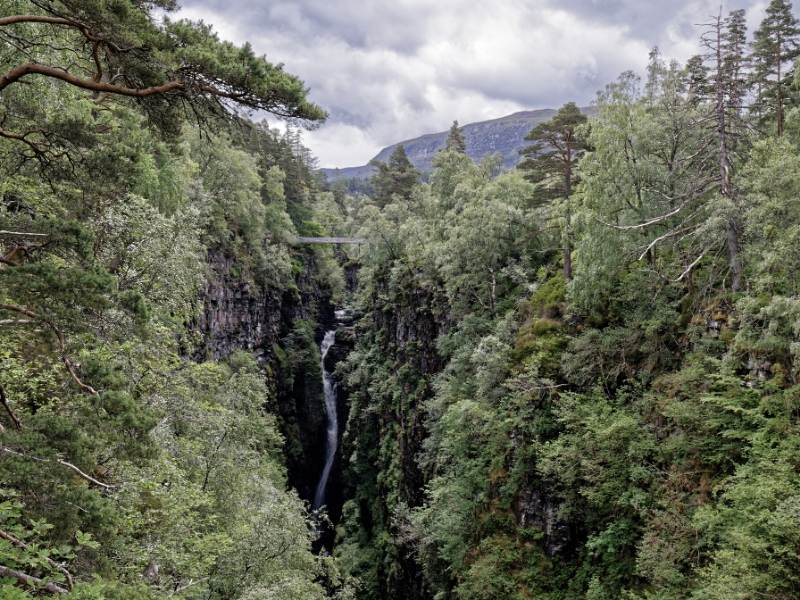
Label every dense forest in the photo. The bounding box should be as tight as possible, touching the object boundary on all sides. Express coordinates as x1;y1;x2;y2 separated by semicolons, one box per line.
0;1;352;598
2;1;800;600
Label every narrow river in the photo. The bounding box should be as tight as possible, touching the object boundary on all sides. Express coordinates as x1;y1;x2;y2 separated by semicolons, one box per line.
313;330;338;510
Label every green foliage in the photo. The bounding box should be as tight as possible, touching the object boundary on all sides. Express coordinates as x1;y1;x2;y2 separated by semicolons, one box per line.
7;2;800;600
0;2;351;598
690;436;800;599
528;273;566;317
370;145;420;208
331;10;800;600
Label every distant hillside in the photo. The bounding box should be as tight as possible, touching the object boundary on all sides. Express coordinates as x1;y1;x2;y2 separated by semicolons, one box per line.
320;107;593;182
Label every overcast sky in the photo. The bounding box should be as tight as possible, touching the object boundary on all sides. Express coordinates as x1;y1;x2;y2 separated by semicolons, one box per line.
175;0;771;167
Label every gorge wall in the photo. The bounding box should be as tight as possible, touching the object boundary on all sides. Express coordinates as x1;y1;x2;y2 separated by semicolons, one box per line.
190;246;343;509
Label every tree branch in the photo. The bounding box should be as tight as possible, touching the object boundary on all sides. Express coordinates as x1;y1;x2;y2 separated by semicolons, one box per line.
0;62;185;95
0;385;22;430
1;446;114;490
0;304;98;396
0;564;69;594
637;225;695;261
0;15;76;27
0;530;72;590
597;199;691;231
0;230;48;238
676;251;707;281
171;577;209;596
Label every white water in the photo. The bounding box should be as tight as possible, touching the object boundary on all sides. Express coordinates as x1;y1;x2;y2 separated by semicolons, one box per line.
313;330;338;510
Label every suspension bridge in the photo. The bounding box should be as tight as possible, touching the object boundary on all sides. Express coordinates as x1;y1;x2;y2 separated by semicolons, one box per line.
293;236;367;245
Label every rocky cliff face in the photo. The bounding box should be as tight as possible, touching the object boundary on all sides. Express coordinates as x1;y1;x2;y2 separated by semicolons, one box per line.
192;252;283;361
336;267;449;600
372;281;445;506
515;485;573;557
338;264;582;598
190;248;337;505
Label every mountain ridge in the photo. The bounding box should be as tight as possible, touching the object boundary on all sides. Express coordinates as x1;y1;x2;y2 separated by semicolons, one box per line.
320;107;593;182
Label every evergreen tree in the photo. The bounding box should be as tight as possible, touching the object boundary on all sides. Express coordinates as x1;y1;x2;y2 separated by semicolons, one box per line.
751;0;800;135
723;9;750;114
518;102;588;280
445;120;467;154
370;145;420;207
702;10;751;290
0;0;326;142
685;54;710;106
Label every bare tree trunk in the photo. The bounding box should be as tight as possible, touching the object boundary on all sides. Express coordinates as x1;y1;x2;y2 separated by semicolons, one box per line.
0;565;68;594
563;146;573;281
714;15;743;291
563;238;573;281
777;40;784;136
489;268;497;317
726;221;743;291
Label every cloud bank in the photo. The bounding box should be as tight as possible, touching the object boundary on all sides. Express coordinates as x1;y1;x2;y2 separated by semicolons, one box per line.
175;0;770;167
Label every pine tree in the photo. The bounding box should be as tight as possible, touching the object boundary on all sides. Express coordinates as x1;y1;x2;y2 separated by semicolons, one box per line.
445;120;467;154
518;102;588;280
370;145;420;207
751;0;800;135
685;55;711;106
723;10;750;114
701;10;751;291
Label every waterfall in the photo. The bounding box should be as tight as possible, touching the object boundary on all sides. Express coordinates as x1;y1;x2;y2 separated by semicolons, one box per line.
313;330;338;510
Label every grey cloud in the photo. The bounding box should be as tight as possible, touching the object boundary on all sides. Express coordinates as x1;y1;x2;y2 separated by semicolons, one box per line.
181;0;433;52
176;0;770;167
554;0;686;27
553;0;753;38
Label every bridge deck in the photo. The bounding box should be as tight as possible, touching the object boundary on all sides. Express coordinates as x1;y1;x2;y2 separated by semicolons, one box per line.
294;236;367;245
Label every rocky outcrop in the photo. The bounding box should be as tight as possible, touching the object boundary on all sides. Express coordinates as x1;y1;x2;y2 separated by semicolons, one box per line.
515;486;573;557
372;282;445;507
192;252;282;361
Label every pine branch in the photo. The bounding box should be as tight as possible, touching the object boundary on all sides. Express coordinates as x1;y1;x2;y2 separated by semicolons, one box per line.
0;564;68;594
0;62;185;95
0;529;73;590
0;15;76;27
1;446;115;490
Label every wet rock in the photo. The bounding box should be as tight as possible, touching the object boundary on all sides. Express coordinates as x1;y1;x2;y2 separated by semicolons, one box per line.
516;485;573;556
189;251;282;361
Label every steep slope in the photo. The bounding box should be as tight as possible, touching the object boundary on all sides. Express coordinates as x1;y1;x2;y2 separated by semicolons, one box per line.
320;108;592;181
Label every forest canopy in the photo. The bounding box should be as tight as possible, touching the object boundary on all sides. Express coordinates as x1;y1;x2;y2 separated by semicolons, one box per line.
328;3;800;600
3;1;800;600
0;1;348;599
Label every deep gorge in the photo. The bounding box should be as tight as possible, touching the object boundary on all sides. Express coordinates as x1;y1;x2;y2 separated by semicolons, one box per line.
3;2;800;599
